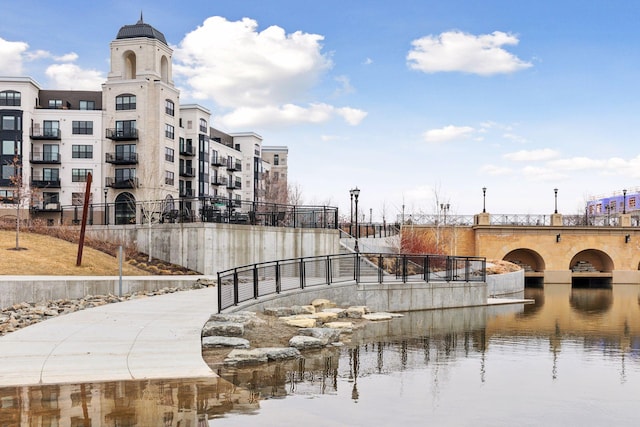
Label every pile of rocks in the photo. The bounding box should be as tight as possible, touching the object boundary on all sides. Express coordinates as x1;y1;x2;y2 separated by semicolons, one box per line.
202;299;402;367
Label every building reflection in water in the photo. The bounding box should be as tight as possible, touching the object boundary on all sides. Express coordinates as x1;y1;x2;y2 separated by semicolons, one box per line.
0;285;638;424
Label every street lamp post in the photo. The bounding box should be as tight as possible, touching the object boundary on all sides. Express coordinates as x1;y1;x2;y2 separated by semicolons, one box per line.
482;187;487;213
623;189;627;214
349;190;354;236
352;187;360;252
104;188;108;225
554;188;558;214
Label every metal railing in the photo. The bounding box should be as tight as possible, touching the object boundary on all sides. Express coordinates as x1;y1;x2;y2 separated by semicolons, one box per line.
397;213;640;227
217;253;486;312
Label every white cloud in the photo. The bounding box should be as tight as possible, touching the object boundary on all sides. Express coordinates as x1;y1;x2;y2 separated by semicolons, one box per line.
423;125;475;143
503;148;560;162
363;57;373;65
174;16;365;128
216;103;366;128
54;52;79;62
45;63;104;90
407;30;532;75
334;75;354;96
522;166;567;181
0;37;28;75
480;164;513;176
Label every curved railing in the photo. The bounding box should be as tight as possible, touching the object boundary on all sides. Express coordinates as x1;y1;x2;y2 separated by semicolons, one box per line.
217;253;486;312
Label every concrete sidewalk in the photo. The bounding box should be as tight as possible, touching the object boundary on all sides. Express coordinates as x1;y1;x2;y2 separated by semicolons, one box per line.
0;286;218;387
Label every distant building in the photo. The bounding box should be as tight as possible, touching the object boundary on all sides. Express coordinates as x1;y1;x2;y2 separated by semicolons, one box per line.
586;189;640;215
0;16;286;224
261;146;289;205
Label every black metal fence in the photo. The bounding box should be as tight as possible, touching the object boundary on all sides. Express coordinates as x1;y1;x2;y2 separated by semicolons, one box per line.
217;253;486;312
25;197;339;229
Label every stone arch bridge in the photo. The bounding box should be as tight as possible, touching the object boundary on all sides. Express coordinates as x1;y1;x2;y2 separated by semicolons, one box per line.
405;212;640;285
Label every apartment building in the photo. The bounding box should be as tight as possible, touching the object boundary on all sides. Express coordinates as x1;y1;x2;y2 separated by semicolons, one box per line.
0;17;287;224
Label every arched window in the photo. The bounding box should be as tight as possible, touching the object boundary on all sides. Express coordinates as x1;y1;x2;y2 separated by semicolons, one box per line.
116;94;136;110
115;192;136;225
123;51;137;79
160;55;169;83
0;90;21;106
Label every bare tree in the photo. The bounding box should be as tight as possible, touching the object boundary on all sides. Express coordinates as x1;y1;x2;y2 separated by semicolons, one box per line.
7;155;36;250
263;170;288;205
288;182;304;206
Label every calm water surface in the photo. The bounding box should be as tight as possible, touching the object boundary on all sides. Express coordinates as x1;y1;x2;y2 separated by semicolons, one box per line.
1;284;638;426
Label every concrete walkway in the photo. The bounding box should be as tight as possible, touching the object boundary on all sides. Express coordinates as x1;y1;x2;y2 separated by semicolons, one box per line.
0;286;217;387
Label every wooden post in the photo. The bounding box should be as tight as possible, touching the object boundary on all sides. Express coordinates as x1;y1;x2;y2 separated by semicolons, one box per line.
76;172;93;266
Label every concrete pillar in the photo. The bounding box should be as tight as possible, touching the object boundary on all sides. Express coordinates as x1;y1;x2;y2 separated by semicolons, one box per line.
551;213;563;226
620;213;631;227
475;212;490;226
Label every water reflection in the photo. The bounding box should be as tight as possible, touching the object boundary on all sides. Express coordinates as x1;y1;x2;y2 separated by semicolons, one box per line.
1;285;639;425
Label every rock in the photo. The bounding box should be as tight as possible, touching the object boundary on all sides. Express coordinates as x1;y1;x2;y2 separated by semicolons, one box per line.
322;308;346;317
291;305;315;315
264;307;294;317
298;328;341;344
202;336;250;349
311;298;334;311
289;336;325;350
202;321;244;337
281;318;317;328
209;311;266;327
362;313;394;321
224;349;269;366
260;347;301;361
311;311;339;323
324;321;354;332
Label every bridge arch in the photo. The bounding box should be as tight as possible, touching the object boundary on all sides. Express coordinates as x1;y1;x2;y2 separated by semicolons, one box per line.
503;248;545;272
569;249;614;272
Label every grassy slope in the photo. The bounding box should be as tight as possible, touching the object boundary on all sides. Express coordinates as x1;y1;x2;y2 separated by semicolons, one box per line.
0;230;148;276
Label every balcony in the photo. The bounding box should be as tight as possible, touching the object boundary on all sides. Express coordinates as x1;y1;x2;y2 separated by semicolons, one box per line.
226;161;242;171
226;181;236;190
106;152;138;165
179;167;195;177
105;177;138;189
211;156;226;166
211;176;227;186
180;144;196;156
234;181;242;190
30;128;61;140
0;195;16;204
30;177;61;188
105;128;138;141
31;202;62;212
180;188;194;198
30;152;61;164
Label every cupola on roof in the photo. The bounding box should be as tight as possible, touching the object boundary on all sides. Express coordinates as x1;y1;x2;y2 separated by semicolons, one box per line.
116;13;167;45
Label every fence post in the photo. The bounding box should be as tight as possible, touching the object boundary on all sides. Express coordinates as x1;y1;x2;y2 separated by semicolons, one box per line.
423;256;428;282
253;265;259;300
275;261;281;293
425;255;430;282
300;258;305;289
233;269;239;306
378;254;383;283
402;254;407;283
326;255;331;284
446;257;453;282
217;272;222;313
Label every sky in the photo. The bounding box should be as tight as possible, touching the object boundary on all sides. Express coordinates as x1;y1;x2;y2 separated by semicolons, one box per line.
2;0;640;221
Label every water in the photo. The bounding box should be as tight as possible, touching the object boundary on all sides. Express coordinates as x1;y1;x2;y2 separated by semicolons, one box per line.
1;285;638;426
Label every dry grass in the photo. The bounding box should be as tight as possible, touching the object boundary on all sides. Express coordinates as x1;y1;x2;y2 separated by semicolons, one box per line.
0;230;149;276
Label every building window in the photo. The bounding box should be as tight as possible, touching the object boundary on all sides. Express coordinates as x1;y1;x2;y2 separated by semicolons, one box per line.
72;145;93;159
199;118;207;133
187;120;192;129
72;168;92;182
165;170;175;186
2;140;18;155
79;100;95;110
42;168;59;181
0;90;21;106
115;94;136;110
1;116;19;131
115;120;136;136
43;121;59;137
273;154;279;166
1;165;16;180
165;147;175;162
72;121;93;135
630;197;637;209
41;144;59;162
165;124;174;139
115;168;136;181
48;99;62;109
165;99;175;116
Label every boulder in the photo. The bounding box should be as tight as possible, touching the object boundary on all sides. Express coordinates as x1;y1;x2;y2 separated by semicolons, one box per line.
324;321;354;332
202;336;250;349
311;298;334;311
208;311;265;327
322;308;347;317
202;321;244;337
291;305;316;315
263;307;294;317
298;328;342;344
289;336;325;350
281;317;317;328
362;313;394;321
311;312;339;323
224;349;269;366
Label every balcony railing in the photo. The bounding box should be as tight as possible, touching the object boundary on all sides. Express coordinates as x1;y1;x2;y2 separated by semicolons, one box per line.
180;188;194;198
211;176;227;186
105;152;138;165
30;177;61;188
211;156;226;166
105;128;138;141
180;144;196;156
226;161;242;171
31;202;62;212
180;167;195;177
30;128;61;140
30;152;61;164
105;177;138;189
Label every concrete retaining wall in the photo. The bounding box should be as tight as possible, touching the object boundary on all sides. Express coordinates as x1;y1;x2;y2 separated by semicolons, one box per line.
486;269;525;296
0;276;209;309
231;280;487;313
87;224;340;275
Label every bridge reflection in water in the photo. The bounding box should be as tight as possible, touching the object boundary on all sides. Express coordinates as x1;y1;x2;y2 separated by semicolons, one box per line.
0;285;638;425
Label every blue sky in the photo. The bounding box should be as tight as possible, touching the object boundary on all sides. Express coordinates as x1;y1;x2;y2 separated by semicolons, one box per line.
2;0;640;220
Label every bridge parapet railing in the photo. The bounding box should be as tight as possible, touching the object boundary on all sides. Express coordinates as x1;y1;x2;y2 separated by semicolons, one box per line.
217;253;486;312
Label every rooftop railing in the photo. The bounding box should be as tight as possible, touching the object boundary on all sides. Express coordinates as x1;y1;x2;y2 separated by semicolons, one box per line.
398;213;640;227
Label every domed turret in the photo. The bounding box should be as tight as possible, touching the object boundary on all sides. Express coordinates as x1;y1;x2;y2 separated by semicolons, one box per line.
116;13;167;45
